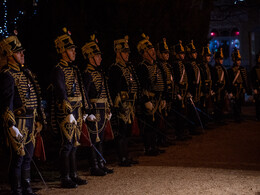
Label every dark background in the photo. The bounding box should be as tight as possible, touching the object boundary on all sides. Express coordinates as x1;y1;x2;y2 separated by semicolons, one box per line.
1;0;214;92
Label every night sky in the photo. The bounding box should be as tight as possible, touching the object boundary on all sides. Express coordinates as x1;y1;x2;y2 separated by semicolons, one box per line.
1;0;214;93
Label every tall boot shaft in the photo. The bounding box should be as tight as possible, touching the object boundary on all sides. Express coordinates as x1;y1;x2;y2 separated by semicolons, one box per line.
21;169;37;195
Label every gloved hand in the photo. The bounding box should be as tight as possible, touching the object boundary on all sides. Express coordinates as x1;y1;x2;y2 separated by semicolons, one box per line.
87;114;96;122
228;93;233;99
35;122;43;133
186;93;192;99
65;114;77;125
210;90;215;96
83;114;88;121
108;112;112;120
145;101;153;111
9;126;23;138
160;100;166;109
177;94;182;100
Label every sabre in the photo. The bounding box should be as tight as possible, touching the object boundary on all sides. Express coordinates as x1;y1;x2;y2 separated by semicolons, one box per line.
137;118;174;141
171;107;195;126
23;143;48;189
189;97;204;130
80;126;106;164
194;107;213;120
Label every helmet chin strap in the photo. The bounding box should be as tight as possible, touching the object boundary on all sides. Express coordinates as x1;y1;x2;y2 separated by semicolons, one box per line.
11;55;22;68
119;52;127;64
147;50;156;64
65;50;72;63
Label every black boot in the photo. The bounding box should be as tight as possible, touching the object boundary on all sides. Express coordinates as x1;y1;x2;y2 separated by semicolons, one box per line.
90;147;106;176
69;147;87;185
21;169;37;195
60;150;77;188
97;143;113;174
10;170;22;195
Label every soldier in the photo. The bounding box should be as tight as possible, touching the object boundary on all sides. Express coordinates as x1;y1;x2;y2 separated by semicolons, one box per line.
251;52;260;121
108;35;140;166
136;33;166;156
0;31;45;195
185;40;204;134
211;48;230;124
228;48;249;122
171;40;191;140
200;44;215;127
82;34;113;176
51;27;87;188
156;37;175;146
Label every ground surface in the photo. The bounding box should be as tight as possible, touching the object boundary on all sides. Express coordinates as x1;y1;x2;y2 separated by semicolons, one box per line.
1;106;260;195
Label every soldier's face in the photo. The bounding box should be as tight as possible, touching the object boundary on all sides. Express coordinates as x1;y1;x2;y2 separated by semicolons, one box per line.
121;52;129;62
236;60;241;66
192;52;197;59
148;48;156;60
161;52;169;61
206;56;211;63
66;48;76;61
13;50;25;65
94;54;102;66
216;59;223;65
178;54;185;60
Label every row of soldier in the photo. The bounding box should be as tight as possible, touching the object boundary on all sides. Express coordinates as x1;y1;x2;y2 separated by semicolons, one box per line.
0;27;260;195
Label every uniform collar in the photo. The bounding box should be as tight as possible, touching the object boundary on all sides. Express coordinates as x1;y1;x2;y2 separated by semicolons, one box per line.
59;59;71;67
8;62;22;72
116;59;126;67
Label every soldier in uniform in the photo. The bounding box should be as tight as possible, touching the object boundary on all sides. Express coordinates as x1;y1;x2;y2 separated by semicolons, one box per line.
136;33;166;156
211;48;230;124
108;35;140;166
0;31;45;195
156;37;175;146
251;52;260;121
228;48;249;122
185;40;204;134
51;27;87;188
171;40;191;140
200;44;214;117
82;34;113;176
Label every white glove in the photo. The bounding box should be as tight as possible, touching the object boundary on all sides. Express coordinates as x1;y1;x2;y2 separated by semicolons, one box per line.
9;126;23;138
228;93;233;99
108;112;112;121
65;114;77;125
160;100;166;109
35;122;43;133
83;114;88;121
177;94;182;100
210;90;215;96
145;101;153;111
87;114;96;122
253;89;258;95
186;93;192;99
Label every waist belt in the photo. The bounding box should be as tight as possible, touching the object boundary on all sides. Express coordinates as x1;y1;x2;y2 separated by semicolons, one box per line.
68;96;82;102
15;108;36;118
90;98;108;103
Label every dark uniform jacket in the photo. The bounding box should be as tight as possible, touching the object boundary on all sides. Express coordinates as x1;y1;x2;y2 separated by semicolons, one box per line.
0;62;44;155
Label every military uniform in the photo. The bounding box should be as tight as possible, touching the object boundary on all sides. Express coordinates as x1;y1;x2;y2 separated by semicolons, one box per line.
211;48;230;123
136;34;166;156
82;34;113;176
171;41;191;140
228;48;249;122
200;44;214;126
108;35;140;166
185;40;204;134
156;38;174;146
51;28;87;188
200;44;214;114
251;52;260;120
0;33;45;195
